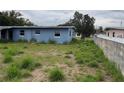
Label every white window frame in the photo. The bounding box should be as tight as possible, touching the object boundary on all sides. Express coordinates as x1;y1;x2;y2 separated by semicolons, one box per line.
54;31;61;38
35;30;40;35
19;30;25;37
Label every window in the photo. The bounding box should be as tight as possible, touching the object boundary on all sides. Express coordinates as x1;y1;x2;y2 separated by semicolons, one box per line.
35;30;40;35
77;33;80;36
113;32;115;37
108;32;109;36
54;32;60;38
20;30;24;36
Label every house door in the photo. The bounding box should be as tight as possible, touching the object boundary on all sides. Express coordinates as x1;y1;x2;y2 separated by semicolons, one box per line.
8;30;13;40
1;30;7;40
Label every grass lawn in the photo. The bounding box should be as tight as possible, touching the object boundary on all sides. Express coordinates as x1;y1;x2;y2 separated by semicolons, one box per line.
0;39;123;82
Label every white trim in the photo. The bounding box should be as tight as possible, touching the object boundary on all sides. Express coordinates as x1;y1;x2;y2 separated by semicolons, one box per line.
35;30;41;35
19;35;24;37
54;36;60;38
19;30;25;37
35;34;40;35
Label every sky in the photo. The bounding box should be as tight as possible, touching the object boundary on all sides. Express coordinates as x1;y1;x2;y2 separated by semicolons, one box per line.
18;10;124;28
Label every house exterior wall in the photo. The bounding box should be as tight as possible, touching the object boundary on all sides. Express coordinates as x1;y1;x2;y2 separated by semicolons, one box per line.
105;30;124;38
12;28;74;43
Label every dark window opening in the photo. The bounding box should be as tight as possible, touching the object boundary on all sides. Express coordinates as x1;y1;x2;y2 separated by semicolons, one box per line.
20;30;24;36
108;32;109;36
77;33;80;36
0;29;13;40
113;32;115;37
54;32;60;37
1;30;7;40
35;30;40;34
8;30;13;40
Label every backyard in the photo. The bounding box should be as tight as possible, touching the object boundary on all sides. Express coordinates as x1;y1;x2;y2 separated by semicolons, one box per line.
0;39;123;82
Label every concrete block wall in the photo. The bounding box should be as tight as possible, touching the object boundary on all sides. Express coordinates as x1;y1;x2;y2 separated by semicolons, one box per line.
93;35;124;75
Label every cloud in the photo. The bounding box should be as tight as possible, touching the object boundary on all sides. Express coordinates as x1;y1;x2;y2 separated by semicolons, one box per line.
18;10;124;27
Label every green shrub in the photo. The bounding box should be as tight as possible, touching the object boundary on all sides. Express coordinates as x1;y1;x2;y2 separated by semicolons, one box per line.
76;55;87;64
34;62;41;67
0;39;8;43
63;41;69;45
65;51;73;54
18;39;28;42
64;61;73;67
49;68;65;81
48;40;56;44
3;54;13;63
17;51;24;55
4;49;23;56
70;38;79;44
40;41;46;44
104;60;124;81
80;75;97;82
78;71;104;82
6;64;21;80
88;61;99;68
95;71;104;81
65;55;72;59
4;49;18;56
30;38;37;42
23;46;28;49
76;59;85;64
20;57;40;70
3;46;8;49
21;70;32;78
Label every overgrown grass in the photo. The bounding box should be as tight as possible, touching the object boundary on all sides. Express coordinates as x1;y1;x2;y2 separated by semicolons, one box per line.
6;64;22;80
49;67;65;82
4;49;18;56
48;40;56;44
70;38;80;44
3;46;8;49
80;75;98;82
4;56;40;81
21;69;32;78
78;70;104;82
0;38;124;82
88;61;99;68
19;57;41;70
17;39;28;43
3;54;13;63
104;60;124;81
74;39;124;81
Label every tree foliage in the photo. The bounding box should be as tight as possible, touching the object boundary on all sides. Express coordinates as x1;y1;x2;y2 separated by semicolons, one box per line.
59;11;95;39
0;10;34;26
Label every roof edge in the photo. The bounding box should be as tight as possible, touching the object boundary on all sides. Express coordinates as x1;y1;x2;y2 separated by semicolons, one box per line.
0;26;75;30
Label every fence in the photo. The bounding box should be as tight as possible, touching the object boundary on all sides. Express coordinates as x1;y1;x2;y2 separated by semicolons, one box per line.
93;34;124;75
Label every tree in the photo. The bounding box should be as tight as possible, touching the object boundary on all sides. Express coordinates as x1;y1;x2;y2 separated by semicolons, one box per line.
0;10;34;26
59;11;95;39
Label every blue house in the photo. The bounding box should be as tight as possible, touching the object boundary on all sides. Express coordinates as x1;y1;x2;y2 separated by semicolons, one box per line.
0;26;75;43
